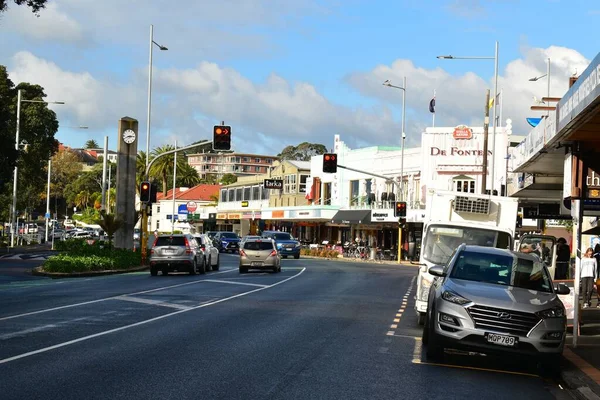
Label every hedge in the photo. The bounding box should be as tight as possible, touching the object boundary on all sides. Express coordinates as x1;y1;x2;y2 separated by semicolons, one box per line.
300;248;341;259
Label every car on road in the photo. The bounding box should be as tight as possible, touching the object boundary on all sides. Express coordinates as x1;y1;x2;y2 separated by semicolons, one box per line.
213;231;241;253
261;231;301;259
193;233;220;271
422;244;569;373
240;235;261;246
239;238;281;273
149;234;203;276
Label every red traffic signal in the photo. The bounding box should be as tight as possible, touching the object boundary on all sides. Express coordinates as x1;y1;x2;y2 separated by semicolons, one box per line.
213;125;231;150
323;153;337;173
140;181;151;203
394;201;407;218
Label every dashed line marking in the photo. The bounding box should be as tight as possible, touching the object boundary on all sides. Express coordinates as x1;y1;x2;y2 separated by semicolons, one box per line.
390;324;398;329
386;331;395;336
393;318;400;323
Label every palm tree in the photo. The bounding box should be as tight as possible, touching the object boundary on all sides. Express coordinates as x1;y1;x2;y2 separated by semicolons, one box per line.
95;211;124;249
149;145;186;195
177;163;201;187
75;190;91;209
85;139;99;149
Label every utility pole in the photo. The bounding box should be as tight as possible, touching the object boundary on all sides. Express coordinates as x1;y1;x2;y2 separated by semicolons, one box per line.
171;140;178;234
101;136;109;210
481;89;491;195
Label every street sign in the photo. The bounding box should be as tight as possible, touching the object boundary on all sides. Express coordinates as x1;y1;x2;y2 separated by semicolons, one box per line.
264;179;283;190
186;201;198;213
45;212;51;219
178;204;188;214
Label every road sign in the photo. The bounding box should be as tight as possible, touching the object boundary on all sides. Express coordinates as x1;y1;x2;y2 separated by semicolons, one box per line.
44;212;51;219
178;204;188;214
186;201;198;213
264;179;283;190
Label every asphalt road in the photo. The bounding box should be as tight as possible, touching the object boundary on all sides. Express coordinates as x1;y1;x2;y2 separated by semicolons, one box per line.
0;254;572;399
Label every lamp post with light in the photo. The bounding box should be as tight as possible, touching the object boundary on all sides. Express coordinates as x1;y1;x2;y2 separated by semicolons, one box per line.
382;77;406;201
145;24;168;167
529;58;551;117
437;41;499;194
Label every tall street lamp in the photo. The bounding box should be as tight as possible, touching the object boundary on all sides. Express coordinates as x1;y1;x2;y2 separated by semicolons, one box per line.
382;77;406;201
12;89;65;247
529;57;551;116
146;24;168;167
437;41;499;194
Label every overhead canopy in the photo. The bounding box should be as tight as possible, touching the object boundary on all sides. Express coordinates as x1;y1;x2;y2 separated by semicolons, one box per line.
583;225;600;236
330;210;371;225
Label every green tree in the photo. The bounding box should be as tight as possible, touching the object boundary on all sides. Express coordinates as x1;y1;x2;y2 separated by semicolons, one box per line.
0;67;18;193
150;145;186;195
176;163;201;187
46;148;83;216
0;0;49;15
277;142;327;161
220;173;237;185
201;174;218;185
74;190;91;209
85;139;99;149
95;211;124;249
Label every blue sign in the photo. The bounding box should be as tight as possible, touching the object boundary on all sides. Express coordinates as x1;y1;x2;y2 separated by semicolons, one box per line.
526;118;542;127
44;212;51;219
166;215;179;220
178;204;188;214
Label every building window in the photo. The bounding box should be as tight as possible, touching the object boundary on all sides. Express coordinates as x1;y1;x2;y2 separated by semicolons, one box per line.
157;206;161;213
252;186;260;200
267;159;272;164
235;188;243;201
157;220;160;229
261;185;269;200
255;166;260;172
228;189;235;202
284;174;297;194
299;174;309;193
350;180;359;206
220;189;227;202
453;178;476;193
255;158;260;163
243;187;251;201
243;157;249;162
324;182;332;205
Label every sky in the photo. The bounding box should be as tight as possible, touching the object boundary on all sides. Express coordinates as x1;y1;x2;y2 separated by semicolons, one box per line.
0;0;598;155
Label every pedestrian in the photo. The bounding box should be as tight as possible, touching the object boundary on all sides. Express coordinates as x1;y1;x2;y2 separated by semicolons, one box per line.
581;247;597;308
555;238;570;280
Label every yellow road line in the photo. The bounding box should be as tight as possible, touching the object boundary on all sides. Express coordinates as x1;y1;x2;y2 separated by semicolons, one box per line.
563;347;600;385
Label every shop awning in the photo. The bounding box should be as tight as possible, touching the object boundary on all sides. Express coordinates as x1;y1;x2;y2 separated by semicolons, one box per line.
330;210;371;225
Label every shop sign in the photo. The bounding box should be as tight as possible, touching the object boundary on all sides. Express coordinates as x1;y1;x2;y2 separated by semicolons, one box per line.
289;209;320;219
272;210;284;218
370;210;397;223
227;213;241;220
216;213;227;220
241;201;249;207
453;125;473;140
430;147;491;157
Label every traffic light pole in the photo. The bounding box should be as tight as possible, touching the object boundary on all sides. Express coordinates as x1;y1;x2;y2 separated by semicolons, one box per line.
140;140;212;265
337;164;403;264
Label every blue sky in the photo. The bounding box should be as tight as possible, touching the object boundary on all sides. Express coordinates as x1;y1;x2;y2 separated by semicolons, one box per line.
0;0;597;153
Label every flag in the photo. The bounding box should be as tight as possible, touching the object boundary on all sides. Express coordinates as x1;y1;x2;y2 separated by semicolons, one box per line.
489;92;500;109
429;97;435;113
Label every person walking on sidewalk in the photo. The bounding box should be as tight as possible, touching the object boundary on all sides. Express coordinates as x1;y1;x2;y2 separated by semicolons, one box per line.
594;243;600;307
555;238;570;279
581;247;597;308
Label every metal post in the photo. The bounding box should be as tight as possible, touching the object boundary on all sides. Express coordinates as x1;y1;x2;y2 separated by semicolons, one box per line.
107;165;112;214
101;136;108;210
11;89;21;248
400;76;406;202
45;158;51;243
171;140;177;234
490;41;499;194
145;24;154;167
573;198;583;347
51;222;55;250
482;90;491;194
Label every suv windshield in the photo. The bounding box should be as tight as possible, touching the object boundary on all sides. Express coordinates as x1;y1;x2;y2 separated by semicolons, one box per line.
220;232;238;239
155;236;187;247
244;241;274;250
271;233;292;241
422;224;511;265
450;250;552;293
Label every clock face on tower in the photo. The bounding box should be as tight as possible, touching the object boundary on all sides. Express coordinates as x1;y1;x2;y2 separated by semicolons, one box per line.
122;129;136;144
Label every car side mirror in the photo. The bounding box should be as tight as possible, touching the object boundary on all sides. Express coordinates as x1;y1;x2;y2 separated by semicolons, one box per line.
555;283;570;295
428;265;446;278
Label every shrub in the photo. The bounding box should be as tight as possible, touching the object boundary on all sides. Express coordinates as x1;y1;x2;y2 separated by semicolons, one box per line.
43;250;141;273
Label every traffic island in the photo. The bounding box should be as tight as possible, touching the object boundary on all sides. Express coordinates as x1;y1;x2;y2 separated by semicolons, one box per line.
32;264;148;278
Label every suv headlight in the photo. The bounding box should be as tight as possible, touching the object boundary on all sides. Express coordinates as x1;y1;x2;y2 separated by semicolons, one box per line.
537;306;565;319
442;290;471;306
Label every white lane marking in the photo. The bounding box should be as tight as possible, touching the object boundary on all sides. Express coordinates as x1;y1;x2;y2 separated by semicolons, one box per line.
202;279;268;288
113;296;192;310
386;331;395;336
393;318;400;323
0;324;58;340
0;268;306;365
390;324;398;329
0;269;236;322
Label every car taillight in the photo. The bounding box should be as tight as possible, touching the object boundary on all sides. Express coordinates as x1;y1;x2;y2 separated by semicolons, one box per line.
270;250;277;257
150;237;158;254
240;250;247;257
184;237;192;254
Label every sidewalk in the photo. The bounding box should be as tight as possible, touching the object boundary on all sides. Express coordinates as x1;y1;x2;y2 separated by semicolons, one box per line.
301;255;418;267
562;307;600;399
0;242;53;254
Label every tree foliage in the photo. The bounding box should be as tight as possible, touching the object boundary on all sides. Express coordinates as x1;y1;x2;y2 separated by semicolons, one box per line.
278;142;327;161
220;173;237;185
0;0;49;15
95;211;124;249
85;139;99;149
176;163;201;188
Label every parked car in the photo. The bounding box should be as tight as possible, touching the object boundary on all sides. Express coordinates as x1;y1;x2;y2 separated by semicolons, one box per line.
149;234;203;276
261;231;301;259
239;238;281;273
213;231;241;253
193;234;220;271
422;244;569;374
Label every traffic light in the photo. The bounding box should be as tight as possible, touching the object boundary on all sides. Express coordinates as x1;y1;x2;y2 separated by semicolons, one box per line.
150;182;158;204
140;181;151;203
213;125;231;150
394;201;407;217
323;153;337;173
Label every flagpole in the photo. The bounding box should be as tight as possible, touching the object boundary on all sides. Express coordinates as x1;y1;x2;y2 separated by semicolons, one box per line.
431;89;436;127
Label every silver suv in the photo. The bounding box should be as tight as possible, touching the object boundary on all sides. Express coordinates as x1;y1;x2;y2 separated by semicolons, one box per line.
423;245;569;370
149;234;203;276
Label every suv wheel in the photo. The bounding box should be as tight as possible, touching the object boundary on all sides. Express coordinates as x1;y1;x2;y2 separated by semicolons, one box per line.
205;257;212;272
424;306;443;361
199;258;206;275
150;267;158;276
213;255;220;271
190;259;197;275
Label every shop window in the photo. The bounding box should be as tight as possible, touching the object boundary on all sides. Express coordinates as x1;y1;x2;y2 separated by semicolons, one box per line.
324;182;332;205
235;188;243;201
284;174;297;194
299;174;309;193
227;189;235;202
221;189;227;202
261;185;269;200
453;178;475;193
252;186;260;200
350;180;360;206
243;187;251;201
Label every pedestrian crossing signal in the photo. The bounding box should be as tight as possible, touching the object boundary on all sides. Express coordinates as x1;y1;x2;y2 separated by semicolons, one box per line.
394;201;407;218
323;153;337;173
213;125;231;150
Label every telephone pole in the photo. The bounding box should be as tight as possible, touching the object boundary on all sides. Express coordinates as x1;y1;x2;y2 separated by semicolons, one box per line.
481;89;490;195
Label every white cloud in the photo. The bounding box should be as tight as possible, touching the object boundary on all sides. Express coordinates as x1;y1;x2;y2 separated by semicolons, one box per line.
345;45;590;137
1;2;85;44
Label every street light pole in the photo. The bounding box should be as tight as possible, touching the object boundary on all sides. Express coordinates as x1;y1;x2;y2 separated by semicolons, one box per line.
171;140;178;234
45;158;51;243
101;136;108;211
401;76;406;202
145;24;168;167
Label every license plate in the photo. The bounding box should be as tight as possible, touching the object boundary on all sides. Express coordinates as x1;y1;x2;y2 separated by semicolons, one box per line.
251;262;262;267
485;333;517;347
163;250;176;255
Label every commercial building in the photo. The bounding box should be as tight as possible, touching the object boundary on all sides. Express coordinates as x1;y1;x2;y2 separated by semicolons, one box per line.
187;152;278;179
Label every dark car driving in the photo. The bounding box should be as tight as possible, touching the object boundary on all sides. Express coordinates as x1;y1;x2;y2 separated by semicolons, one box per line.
213;231;241;253
261;231;301;259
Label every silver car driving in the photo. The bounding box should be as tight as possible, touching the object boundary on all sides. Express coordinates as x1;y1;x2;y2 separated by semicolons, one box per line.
422;245;569;371
149;234;202;276
239;238;281;273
